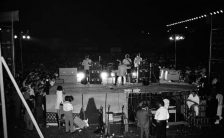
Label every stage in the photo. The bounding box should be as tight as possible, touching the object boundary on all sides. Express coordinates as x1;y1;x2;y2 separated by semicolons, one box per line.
46;81;196;125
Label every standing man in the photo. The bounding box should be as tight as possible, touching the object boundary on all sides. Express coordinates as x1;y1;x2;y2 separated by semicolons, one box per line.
136;102;152;138
122;54;132;83
154;99;169;138
82;55;92;83
134;53;142;83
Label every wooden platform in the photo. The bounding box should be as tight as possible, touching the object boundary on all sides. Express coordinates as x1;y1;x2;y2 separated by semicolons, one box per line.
49;82;196;95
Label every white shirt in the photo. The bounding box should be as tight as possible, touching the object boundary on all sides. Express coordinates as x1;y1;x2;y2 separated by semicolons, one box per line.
134;56;142;67
163;99;170;109
55;90;63;110
123;58;132;67
154;106;169;121
82;58;92;70
187;94;200;108
216;94;223;105
117;64;128;76
63;101;73;112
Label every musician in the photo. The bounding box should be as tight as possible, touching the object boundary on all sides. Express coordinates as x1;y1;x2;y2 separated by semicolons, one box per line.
82;55;92;83
134;53;142;83
122;54;132;82
114;62;128;85
186;91;200;117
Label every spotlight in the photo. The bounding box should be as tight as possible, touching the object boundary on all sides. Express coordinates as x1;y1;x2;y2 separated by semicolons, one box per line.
77;72;85;82
169;36;173;40
100;72;108;79
22;35;26;39
111;72;115;77
27;35;30;39
14;35;18;39
132;72;137;78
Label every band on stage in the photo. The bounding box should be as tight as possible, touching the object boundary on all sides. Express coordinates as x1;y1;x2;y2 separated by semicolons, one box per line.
80;53;147;85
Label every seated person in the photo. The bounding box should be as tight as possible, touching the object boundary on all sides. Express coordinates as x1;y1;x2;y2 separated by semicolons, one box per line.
186;91;200;117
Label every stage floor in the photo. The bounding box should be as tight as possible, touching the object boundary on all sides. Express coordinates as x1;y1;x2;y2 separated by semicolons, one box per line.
49;82;196;95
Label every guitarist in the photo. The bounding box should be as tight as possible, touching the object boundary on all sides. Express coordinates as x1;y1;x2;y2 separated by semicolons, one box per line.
134;53;143;83
122;54;132;83
114;60;128;86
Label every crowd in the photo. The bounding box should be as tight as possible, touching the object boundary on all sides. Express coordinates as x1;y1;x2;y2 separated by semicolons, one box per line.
4;64;57;130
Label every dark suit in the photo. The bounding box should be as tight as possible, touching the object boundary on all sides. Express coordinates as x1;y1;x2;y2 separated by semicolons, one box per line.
136;108;152;138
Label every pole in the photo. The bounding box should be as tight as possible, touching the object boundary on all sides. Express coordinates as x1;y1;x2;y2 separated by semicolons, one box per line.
19;33;23;75
208;15;213;84
0;43;8;138
11;12;15;77
174;38;177;69
1;57;44;138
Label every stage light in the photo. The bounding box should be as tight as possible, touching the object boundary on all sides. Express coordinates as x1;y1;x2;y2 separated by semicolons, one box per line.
77;72;85;82
27;35;30;39
220;10;223;13
169;36;173;40
100;72;108;79
111;72;115;77
132;71;137;78
14;35;18;39
22;35;26;39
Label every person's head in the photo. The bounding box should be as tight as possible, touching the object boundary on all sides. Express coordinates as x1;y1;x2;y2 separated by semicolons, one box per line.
125;54;129;58
65;95;74;102
57;85;63;91
212;77;218;85
191;90;197;97
156;99;164;108
85;55;89;59
136;53;140;57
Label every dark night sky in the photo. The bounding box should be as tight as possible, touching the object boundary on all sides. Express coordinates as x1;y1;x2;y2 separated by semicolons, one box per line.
0;1;223;67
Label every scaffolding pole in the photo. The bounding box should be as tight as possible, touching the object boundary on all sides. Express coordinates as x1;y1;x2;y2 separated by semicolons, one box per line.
1;56;44;138
0;43;8;138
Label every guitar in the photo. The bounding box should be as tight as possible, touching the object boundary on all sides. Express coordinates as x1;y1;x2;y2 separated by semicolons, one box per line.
117;59;131;69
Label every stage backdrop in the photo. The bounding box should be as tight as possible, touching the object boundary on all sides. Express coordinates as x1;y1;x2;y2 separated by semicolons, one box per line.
46;92;128;123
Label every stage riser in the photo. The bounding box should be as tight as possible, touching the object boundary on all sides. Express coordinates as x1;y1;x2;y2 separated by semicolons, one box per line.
46;92;128;124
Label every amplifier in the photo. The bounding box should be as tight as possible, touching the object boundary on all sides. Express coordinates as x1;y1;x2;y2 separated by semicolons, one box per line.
160;68;180;81
59;75;77;83
89;78;102;84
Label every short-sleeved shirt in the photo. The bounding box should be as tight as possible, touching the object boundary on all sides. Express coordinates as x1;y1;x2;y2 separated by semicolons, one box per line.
117;64;128;76
216;94;223;105
123;58;132;67
82;58;92;70
154;106;169;121
187;94;200;108
134;56;142;67
63;101;73;112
